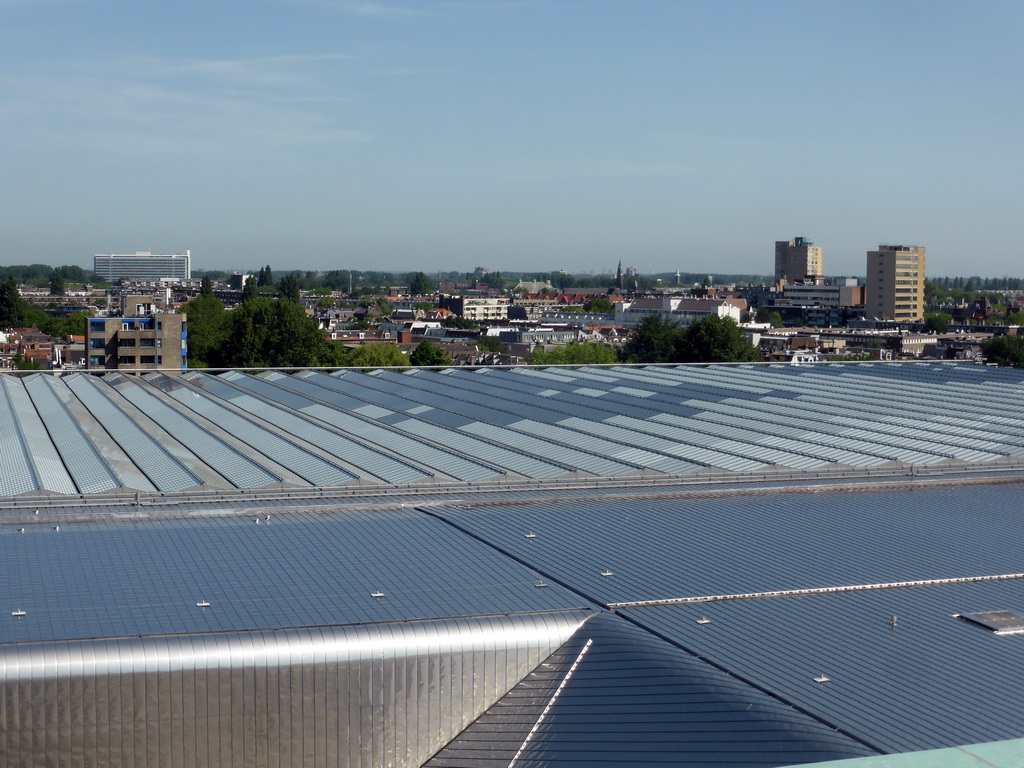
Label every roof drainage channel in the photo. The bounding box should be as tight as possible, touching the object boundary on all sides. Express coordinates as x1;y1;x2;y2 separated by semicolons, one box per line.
607;571;1024;610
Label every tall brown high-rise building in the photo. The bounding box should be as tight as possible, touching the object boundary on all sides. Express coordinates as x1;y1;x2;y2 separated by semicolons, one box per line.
774;237;823;283
865;244;926;321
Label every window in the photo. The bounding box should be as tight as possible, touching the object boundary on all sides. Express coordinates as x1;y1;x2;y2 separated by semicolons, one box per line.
140;338;156;347
156;355;163;365
89;355;104;367
156;339;162;348
156;321;163;331
118;338;136;347
139;356;156;365
122;322;132;331
89;338;105;349
118;356;135;365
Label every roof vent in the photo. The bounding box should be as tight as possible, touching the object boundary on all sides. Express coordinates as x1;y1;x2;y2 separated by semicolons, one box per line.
696;617;712;626
535;581;548;588
11;610;26;617
370;591;385;599
195;601;211;608
17;528;24;534
813;674;831;684
52;526;59;532
601;570;614;578
960;610;1024;635
524;533;537;539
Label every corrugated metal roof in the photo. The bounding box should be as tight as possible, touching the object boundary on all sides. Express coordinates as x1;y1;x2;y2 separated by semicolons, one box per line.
0;506;589;644
622;580;1024;754
433;485;1024;605
426;611;875;768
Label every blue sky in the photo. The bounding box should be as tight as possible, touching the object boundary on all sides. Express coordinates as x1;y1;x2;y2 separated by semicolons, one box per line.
2;0;1021;277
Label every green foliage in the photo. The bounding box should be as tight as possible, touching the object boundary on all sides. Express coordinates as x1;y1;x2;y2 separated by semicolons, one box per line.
922;313;951;333
620;314;680;363
675;315;762;363
49;274;66;296
342;343;408;367
621;314;761;364
982;335;1024;367
200;275;214;297
256;265;274;287
224;297;326;368
182;294;230;368
0;276;25;328
755;307;784;327
1006;312;1024;326
375;297;393;316
410;340;452;366
242;277;259;302
476;335;503;353
530;342;619;365
583;297;614;313
317;296;337;310
11;352;41;371
278;273;302;303
413;301;433;312
443;315;479;330
407;271;434;295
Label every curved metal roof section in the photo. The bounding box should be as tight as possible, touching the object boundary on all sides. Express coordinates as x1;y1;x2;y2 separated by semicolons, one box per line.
2;611;592;768
427;612;876;768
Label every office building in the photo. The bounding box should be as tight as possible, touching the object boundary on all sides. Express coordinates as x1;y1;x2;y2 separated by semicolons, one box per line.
775;237;823;283
865;244;926;321
86;295;186;371
94;250;191;282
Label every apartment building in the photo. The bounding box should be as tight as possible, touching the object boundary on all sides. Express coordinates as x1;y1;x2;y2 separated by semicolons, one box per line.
865;244;926;321
774;237;823;283
86;296;186;371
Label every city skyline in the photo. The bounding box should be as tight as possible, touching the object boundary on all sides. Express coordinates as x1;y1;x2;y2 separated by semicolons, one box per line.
2;1;1022;277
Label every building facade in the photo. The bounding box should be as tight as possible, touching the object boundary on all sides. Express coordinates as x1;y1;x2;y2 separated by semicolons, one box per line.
865;244;926;321
94;250;191;282
774;237;823;283
86;297;186;371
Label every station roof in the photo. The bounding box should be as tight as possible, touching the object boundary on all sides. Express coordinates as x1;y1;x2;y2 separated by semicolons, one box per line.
1;362;1023;498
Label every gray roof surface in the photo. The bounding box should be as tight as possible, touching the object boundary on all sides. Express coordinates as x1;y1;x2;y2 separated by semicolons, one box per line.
426;612;876;768
432;485;1024;604
1;362;1023;497
0;507;587;643
433;482;1024;754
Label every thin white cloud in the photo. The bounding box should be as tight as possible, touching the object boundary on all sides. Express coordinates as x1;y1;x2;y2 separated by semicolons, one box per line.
0;51;370;155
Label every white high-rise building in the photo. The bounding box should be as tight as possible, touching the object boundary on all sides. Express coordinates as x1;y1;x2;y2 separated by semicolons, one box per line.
94;250;191;282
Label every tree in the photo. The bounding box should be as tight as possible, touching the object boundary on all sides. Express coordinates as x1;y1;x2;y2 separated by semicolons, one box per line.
11;352;40;371
49;273;66;296
754;307;784;328
242;276;259;302
620;314;682;363
675;315;762;363
279;273;302;303
224;297;326;368
922;313;951;333
410;340;452;366
982;335;1024;367
257;265;274;287
375;297;393;317
530;342;619;365
200;275;214;297
343;343;408;367
583;297;614;314
407;272;434;295
182;294;230;367
0;276;26;328
443;315;479;330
